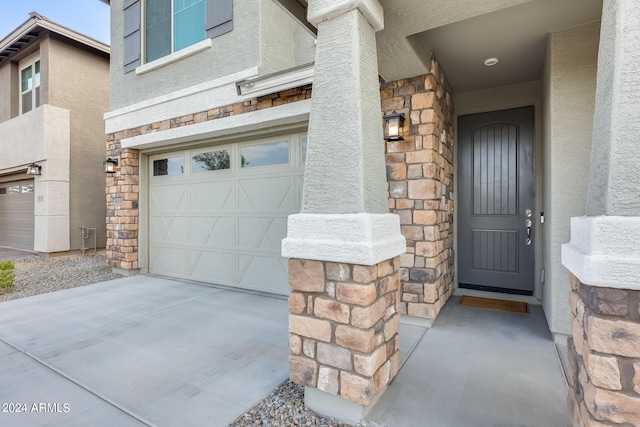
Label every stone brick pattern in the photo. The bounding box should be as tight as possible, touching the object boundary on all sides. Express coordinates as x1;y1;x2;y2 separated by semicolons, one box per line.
288;257;401;407
567;273;640;426
105;86;312;270
105;144;139;269
381;55;455;320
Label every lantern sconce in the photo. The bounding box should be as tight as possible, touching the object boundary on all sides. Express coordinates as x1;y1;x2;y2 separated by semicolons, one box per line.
103;157;118;173
26;163;42;176
383;111;406;141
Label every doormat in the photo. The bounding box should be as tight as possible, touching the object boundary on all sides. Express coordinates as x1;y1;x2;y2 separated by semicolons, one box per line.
458;295;529;314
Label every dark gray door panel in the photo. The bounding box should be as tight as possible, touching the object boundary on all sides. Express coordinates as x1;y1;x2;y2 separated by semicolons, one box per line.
458;107;535;294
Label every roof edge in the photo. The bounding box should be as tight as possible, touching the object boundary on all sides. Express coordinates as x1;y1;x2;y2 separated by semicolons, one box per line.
0;12;110;59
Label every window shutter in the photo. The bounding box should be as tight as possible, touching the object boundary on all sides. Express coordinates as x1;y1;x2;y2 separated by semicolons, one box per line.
123;0;141;73
206;0;233;39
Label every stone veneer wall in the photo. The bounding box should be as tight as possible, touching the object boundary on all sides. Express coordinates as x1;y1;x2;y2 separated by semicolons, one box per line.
288;257;401;406
105;85;312;270
380;56;455;320
567;273;640;426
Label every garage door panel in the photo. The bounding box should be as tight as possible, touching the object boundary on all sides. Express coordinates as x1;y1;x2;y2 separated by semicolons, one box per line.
238;176;296;211
149;246;187;276
149;135;304;295
0;200;34;211
0;216;34;228
0;180;34;250
150;184;188;211
238;217;288;251
238;254;288;291
189;250;235;284
0;230;32;250
150;215;189;244
265;217;288;248
189;216;235;247
190;181;234;211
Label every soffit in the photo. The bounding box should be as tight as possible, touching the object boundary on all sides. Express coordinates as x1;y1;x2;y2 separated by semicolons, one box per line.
406;0;603;93
0;13;110;65
276;0;603;94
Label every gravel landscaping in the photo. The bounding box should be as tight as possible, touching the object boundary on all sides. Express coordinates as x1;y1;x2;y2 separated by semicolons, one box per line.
229;380;370;427
0;253;124;303
0;252;373;426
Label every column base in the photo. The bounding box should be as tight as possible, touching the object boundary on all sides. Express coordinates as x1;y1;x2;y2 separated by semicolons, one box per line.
305;385;387;425
111;267;140;277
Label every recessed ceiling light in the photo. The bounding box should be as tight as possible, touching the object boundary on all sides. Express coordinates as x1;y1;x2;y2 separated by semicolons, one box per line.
484;57;499;67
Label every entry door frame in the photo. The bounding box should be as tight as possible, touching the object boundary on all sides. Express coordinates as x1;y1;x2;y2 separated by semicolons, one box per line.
455;105;540;297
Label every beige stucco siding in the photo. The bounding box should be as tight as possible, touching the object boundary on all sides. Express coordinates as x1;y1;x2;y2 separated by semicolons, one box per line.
109;0;316;111
542;22;600;336
109;0;260;110
260;0;316;74
47;34;110;250
0;61;19;122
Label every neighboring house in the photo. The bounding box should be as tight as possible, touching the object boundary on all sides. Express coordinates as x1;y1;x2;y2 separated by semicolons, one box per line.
0;13;110;253
103;0;640;425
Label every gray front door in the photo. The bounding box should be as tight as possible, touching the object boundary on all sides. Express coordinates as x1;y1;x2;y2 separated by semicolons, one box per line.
458;107;535;294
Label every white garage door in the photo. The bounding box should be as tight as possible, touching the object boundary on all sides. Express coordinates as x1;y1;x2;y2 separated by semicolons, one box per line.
149;133;307;295
0;179;35;250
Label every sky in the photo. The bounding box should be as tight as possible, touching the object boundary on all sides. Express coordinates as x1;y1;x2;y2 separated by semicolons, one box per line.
0;0;111;45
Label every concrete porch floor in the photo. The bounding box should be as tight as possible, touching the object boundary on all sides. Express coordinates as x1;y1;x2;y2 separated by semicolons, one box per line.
366;298;571;427
0;275;570;426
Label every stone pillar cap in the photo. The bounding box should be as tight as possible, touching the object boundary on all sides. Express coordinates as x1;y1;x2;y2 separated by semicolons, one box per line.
308;0;384;32
562;215;640;290
282;213;406;266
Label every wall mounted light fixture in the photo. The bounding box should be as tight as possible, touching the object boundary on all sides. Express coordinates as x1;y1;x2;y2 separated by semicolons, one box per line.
383;111;405;141
26;163;42;176
103;158;118;173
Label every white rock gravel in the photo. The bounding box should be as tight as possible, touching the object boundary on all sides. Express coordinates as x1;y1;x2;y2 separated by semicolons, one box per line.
0;254;378;427
0;254;123;302
229;380;374;427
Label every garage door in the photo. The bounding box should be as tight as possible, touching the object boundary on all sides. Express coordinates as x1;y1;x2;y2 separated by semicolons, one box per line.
149;133;307;295
0;179;35;250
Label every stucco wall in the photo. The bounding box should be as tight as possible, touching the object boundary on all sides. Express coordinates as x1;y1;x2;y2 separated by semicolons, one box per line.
260;0;316;75
0;40;41;123
47;34;110;250
0;62;18;123
293;23;316;66
587;0;640;216
542;22;600;336
109;0;260;110
376;0;530;81
455;80;544;301
109;0;314;111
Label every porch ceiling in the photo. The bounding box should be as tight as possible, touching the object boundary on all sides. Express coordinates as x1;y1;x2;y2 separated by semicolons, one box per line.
276;0;603;93
401;0;603;93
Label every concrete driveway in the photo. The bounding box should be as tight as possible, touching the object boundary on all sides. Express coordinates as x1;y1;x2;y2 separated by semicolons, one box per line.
0;276;289;426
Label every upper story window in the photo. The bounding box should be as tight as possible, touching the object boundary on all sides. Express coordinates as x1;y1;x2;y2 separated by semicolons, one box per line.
123;0;233;73
146;0;205;63
20;58;41;114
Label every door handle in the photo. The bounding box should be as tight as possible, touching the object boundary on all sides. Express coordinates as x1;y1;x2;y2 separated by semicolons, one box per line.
525;219;532;245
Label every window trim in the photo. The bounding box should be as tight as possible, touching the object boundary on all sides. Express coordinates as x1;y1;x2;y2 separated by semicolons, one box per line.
124;0;233;74
18;53;41;115
136;38;211;75
239;139;291;170
191;145;233;174
142;0;207;65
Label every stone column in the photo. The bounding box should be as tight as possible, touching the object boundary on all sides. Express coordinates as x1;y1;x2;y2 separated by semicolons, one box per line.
281;0;406;423
561;0;640;425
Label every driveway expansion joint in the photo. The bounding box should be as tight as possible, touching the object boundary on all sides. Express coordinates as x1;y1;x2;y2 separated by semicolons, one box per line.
0;336;154;427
